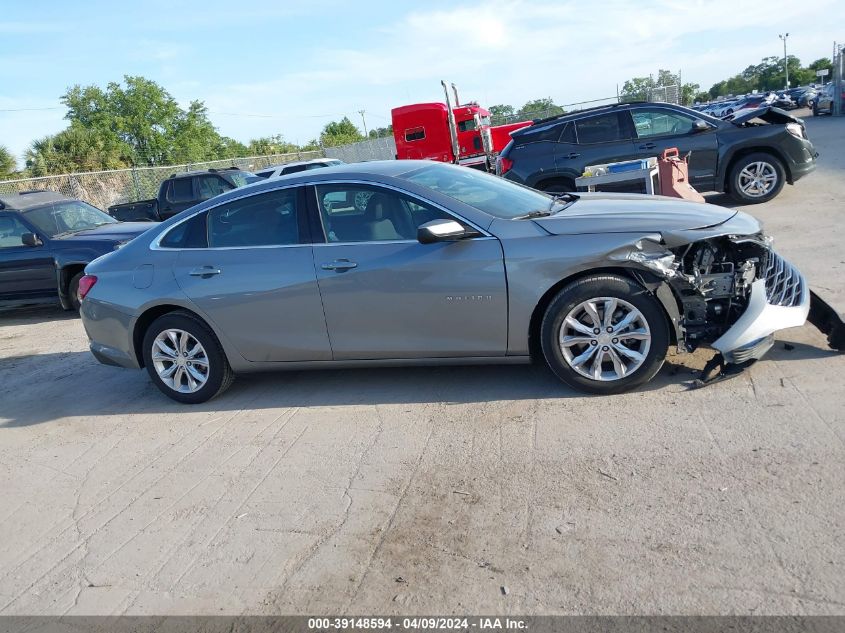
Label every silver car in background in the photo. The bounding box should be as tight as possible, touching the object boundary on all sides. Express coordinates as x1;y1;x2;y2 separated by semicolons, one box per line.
79;161;840;403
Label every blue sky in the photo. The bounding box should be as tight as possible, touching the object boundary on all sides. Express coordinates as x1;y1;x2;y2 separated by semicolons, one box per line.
1;0;841;167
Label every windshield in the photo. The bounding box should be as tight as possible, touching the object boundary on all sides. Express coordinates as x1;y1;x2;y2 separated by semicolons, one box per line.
400;163;556;219
25;200;117;238
228;171;253;187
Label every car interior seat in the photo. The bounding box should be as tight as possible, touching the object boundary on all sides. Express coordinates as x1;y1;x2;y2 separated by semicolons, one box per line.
361;193;404;241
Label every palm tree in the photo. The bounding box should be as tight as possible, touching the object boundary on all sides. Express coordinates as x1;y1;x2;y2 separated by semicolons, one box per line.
0;145;17;179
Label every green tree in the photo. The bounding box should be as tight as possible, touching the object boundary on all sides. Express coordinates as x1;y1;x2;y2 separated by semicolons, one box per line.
808;57;833;81
620;69;699;104
247;134;301;155
0;145;16;179
60;75;229;166
368;125;393;139
171;101;232;162
488;104;515;124
25;126;128;176
319;117;364;147
517;98;564;119
620;76;654;102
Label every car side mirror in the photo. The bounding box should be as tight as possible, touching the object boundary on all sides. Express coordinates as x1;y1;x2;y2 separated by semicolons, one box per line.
21;233;42;247
417;219;479;244
692;119;711;133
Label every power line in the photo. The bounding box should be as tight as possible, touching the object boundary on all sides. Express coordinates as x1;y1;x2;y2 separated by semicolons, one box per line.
0;106;63;112
207;110;348;119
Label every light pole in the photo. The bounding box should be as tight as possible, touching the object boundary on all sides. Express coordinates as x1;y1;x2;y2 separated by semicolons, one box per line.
358;110;368;138
779;33;790;89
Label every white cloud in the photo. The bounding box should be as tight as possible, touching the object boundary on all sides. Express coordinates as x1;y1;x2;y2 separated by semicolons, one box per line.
203;0;841;144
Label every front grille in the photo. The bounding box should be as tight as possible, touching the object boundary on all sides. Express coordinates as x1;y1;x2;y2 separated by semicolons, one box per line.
763;250;804;307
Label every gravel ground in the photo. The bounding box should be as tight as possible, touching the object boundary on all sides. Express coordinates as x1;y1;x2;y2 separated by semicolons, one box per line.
0;110;843;616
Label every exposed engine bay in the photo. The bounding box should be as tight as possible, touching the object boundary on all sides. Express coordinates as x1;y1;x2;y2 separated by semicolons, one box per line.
669;236;771;349
613;233;844;386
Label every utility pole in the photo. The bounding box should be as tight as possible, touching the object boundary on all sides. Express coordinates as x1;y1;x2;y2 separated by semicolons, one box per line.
779;33;790;89
358;110;368;138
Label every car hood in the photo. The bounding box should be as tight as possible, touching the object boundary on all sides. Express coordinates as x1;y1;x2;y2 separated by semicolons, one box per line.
727;105;803;126
56;222;156;242
533;193;761;247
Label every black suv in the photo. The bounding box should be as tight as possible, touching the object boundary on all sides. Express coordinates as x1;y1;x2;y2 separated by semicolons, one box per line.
0;191;154;310
498;102;817;203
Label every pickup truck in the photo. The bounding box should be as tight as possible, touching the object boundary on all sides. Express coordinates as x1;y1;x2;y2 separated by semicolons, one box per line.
108;167;254;222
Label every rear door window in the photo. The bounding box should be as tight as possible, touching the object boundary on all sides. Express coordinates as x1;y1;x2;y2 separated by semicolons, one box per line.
159;212;209;249
574;112;629;144
207;188;302;248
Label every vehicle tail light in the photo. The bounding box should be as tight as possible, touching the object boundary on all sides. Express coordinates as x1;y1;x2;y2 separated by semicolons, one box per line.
77;275;98;301
498;157;513;176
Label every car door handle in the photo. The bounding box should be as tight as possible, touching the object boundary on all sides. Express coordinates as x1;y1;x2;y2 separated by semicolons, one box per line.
566;152;580;159
638;143;656;150
321;259;358;272
189;267;222;277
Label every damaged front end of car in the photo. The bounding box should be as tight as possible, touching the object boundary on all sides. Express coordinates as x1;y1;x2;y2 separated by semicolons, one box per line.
611;229;844;386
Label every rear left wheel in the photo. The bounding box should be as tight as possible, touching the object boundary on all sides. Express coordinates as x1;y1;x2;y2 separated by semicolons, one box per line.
142;311;234;404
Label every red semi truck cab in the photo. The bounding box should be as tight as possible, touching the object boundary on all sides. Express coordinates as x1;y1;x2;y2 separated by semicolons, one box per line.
392;81;531;170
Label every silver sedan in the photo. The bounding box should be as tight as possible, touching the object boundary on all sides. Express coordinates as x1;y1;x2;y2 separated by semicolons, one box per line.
79;161;833;403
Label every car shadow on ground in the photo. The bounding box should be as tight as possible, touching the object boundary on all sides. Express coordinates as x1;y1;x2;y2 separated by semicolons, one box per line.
703;192;748;209
0;304;76;325
1;340;840;428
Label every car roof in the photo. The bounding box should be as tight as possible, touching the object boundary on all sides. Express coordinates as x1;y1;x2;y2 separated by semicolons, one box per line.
0;190;71;211
185;160;444;208
514;100;694;133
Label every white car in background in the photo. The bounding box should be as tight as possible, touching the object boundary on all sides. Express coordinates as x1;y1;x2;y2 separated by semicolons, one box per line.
253;158;345;179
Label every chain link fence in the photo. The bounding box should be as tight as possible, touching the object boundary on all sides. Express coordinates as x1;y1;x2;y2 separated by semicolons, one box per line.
323;136;397;163
0;151;323;210
648;85;680;104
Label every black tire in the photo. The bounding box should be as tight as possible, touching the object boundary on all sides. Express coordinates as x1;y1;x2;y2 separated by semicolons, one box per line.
141;311;234;404
539;178;576;193
540;274;669;395
67;272;83;312
728;152;786;204
812;102;819;116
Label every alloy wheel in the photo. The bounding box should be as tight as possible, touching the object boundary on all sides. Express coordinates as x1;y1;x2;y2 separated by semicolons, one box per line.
151;329;210;393
558;297;652;381
737;161;778;198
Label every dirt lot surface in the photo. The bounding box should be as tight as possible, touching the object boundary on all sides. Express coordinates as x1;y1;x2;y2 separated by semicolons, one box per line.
1;111;843;616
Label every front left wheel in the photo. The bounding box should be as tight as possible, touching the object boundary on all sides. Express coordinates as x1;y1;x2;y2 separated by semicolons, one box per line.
142;311;234;404
540;275;669;395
